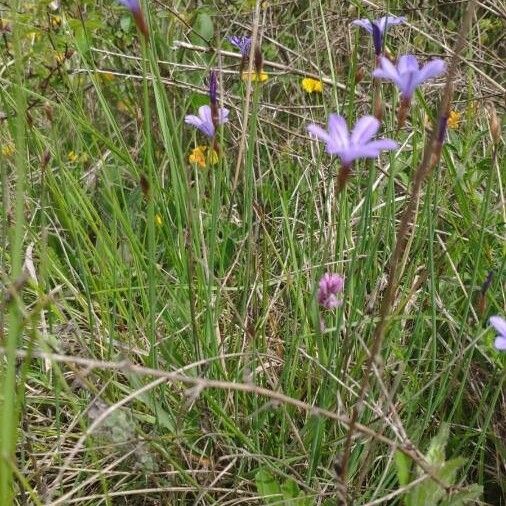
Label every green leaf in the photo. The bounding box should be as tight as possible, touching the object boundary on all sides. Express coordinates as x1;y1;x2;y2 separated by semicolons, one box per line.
120;15;132;32
281;479;300;499
395;451;412;487
191;11;214;44
426;423;450;466
440;484;483;506
255;468;283;504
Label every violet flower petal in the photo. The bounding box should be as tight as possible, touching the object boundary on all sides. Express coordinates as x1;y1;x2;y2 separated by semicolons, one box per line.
328;114;350;149
495;336;506;351
398;54;419;74
307;124;332;144
351;116;380;145
351;19;373;33
415;59;447;87
490;316;506;337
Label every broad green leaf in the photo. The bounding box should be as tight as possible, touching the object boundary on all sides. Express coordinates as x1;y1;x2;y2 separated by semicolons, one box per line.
440;484;483;506
191;11;214;44
395;450;412;487
255;468;283;504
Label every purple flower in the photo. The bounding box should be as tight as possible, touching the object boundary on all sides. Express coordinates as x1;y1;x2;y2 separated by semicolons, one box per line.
209;70;218;105
352;15;406;55
117;0;148;37
373;55;446;101
490;316;506;351
318;273;345;310
185;105;229;138
227;36;252;56
118;0;141;13
307;114;397;167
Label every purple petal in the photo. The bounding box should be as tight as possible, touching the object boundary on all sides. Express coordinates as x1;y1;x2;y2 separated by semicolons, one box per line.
359;139;398;157
307;124;331;144
379;15;406;31
398;54;419;74
371;22;383;55
218;107;229;124
227;35;251;55
328;114;349;149
332;147;362;165
373;56;400;83
198;105;212;124
415;59;446;86
351;116;380;145
186;111;214;137
352;19;373;34
494;336;506;351
490;316;506;337
118;0;140;12
184;114;203;128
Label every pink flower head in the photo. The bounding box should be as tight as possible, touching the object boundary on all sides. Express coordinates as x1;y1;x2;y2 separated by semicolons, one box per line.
490;316;506;351
307;114;397;167
373;55;446;101
317;273;344;310
185;105;229;138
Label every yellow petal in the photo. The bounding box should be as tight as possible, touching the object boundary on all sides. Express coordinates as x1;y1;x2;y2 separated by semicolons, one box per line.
242;70;269;82
302;77;323;93
447;110;460;129
189;146;207;168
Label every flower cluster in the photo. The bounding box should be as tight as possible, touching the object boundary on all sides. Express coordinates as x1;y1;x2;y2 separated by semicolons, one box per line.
318;273;345;310
302;77;324;94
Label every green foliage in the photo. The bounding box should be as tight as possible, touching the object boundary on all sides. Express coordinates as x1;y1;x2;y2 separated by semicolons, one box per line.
397;424;483;506
0;1;503;504
255;469;314;505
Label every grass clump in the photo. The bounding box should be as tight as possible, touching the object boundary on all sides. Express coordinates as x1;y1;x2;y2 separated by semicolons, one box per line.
0;0;504;504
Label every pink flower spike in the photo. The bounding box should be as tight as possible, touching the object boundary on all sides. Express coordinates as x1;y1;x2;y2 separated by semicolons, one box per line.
317;273;345;310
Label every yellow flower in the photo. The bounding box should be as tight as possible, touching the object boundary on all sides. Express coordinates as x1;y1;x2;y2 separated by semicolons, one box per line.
50;15;62;28
188;146;219;168
67;151;78;162
155;214;163;226
302;77;323;94
241;70;269;82
447;110;460;129
1;144;15;157
189;146;207;168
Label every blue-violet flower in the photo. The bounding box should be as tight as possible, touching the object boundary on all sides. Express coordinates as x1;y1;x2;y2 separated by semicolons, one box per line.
185;105;229;138
307;114;397;167
373;54;446;102
227;36;252;56
352;15;406;56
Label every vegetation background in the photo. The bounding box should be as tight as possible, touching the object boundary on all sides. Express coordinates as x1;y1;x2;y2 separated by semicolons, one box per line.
0;0;504;504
